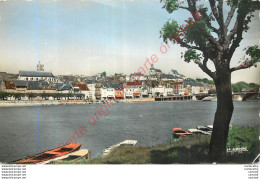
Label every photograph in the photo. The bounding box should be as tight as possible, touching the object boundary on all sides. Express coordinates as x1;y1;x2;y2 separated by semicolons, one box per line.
0;0;259;178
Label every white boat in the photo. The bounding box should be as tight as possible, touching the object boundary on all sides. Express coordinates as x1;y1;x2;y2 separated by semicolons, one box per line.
103;140;138;156
202;96;217;101
40;149;90;164
188;128;211;135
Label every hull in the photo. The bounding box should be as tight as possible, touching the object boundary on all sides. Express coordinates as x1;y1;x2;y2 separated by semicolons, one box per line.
11;143;82;164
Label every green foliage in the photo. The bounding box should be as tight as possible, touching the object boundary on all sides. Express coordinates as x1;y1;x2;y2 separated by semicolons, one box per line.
196;78;214;85
164;0;179;13
184;49;201;63
246;45;260;62
232;81;259;92
227;126;260;152
162;20;179;42
102;71;107;77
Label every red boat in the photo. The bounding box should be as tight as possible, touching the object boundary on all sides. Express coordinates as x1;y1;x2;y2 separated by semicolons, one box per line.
173;128;192;137
11;143;82;164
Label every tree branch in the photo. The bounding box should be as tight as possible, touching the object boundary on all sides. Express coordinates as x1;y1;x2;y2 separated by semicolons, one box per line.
224;4;237;28
195;57;216;79
227;13;246;60
230;60;255;72
217;0;225;39
209;0;219;23
179;6;189;11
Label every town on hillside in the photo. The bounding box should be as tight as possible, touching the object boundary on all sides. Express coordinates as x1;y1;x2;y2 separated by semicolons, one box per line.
0;62;258;102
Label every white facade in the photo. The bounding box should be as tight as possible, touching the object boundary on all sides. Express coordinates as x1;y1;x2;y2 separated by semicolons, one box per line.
124;88;133;98
130;75;147;81
87;84;96;100
164;88;174;96
192;86;201;95
18;76;56;82
152;86;165;97
101;88;115;99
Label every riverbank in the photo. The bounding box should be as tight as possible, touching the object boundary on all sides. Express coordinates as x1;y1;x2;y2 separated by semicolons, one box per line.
0;98;156;107
55;126;259;164
0;100;94;107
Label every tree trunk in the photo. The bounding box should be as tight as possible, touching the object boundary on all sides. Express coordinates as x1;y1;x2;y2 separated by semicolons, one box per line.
209;68;234;163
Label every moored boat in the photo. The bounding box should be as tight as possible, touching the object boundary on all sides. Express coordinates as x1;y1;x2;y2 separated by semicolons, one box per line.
172;128;192;137
188;128;211;135
11;143;82;164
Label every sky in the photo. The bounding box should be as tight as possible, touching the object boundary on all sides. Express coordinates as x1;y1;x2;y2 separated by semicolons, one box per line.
0;0;259;83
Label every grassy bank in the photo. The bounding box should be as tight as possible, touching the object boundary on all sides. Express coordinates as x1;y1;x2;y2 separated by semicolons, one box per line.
56;126;259;164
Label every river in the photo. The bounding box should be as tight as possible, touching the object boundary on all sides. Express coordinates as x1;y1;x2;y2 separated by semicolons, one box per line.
0;100;259;163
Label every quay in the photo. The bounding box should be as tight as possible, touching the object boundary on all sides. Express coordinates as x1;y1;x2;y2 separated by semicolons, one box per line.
155;95;195;101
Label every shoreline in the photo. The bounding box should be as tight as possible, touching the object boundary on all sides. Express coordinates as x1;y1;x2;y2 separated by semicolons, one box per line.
0;98;250;107
0;98;189;107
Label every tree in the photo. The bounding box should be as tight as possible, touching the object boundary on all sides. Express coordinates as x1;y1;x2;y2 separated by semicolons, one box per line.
161;0;260;162
102;71;107;77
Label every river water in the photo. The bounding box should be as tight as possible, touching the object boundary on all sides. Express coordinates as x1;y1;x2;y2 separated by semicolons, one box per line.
0;101;259;163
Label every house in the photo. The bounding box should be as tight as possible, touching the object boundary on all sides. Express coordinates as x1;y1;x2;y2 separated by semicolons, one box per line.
174;81;184;95
101;82;115;100
161;74;175;88
73;83;90;99
130;72;147;82
18;70;57;82
13;80;27;91
152;86;165;97
124;82;143;98
112;83;124;99
184;78;208;95
149;64;162;80
55;83;73;93
164;88;174;96
87;79;98;100
114;73;126;82
141;87;150;98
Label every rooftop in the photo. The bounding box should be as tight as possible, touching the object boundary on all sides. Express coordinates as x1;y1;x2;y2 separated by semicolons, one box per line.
19;71;54;78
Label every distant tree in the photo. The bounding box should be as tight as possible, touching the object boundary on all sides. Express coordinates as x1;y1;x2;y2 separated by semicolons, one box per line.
196;78;214;84
102;71;107;77
248;82;260;89
161;0;260;162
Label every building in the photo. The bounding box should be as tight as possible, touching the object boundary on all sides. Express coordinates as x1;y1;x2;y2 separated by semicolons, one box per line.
161;74;175;88
174;81;184;95
152;86;165;97
149;64;162;80
73;83;90;99
169;69;185;79
101;82;116;99
184;78;208;95
114;73;126;82
18;71;56;82
55;83;73;93
130;73;147;82
124;82;143;98
86;79;98;100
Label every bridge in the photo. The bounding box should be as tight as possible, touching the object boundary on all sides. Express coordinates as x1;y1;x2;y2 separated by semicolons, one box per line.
196;87;259;101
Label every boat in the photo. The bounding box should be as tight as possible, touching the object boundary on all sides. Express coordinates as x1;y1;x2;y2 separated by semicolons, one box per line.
197;125;213;132
103;140;138;156
11;143;82;164
172;128;192;137
202;96;217;101
188;128;211;135
44;149;90;164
